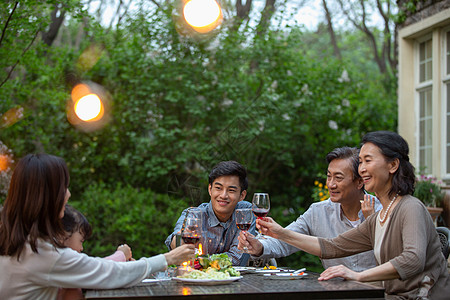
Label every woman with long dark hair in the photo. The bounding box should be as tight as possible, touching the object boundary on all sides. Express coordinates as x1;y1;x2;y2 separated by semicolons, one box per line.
241;131;449;299
0;153;195;299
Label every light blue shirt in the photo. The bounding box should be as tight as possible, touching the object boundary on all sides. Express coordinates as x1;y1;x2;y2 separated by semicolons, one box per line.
165;201;256;266
259;196;382;271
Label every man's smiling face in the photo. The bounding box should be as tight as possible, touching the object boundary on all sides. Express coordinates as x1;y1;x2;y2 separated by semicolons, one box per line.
326;158;363;204
209;175;246;222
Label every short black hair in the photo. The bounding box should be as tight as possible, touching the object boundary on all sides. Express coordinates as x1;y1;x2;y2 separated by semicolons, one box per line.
326;147;360;180
208;161;248;192
61;205;92;240
361;131;415;197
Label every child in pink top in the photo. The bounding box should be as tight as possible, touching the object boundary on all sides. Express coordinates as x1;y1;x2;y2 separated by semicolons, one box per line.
57;205;133;300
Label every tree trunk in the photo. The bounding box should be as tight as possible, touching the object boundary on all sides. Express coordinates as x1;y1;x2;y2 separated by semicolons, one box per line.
336;0;394;75
42;5;66;46
256;0;276;37
233;0;253;31
322;0;342;60
75;17;88;51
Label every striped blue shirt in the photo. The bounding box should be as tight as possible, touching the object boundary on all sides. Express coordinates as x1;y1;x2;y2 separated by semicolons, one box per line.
165;201;256;266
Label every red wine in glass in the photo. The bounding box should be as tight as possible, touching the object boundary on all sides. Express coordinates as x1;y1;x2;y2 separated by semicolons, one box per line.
182;216;201;247
236;223;251;231
236;208;253;253
252;193;270;239
182;236;200;244
252;208;269;219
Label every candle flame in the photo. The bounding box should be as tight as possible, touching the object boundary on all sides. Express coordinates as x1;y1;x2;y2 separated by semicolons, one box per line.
182;287;191;295
182;261;190;267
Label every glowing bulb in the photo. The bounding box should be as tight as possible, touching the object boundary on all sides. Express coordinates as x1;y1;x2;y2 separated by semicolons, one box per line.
74;94;103;121
183;0;221;32
0;155;9;171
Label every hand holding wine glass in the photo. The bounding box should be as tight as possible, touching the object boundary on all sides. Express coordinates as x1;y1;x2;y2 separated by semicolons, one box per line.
236;208;253;252
255;217;285;240
252;193;270;239
181;217;201;245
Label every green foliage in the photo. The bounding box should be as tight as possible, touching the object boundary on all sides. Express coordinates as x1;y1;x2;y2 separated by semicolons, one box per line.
394;0;420;24
413;175;445;207
312;177;329;202
70;182;190;258
0;1;397;267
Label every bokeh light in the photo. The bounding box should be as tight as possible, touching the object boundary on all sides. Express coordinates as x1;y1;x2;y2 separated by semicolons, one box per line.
183;0;222;33
0;141;14;198
77;43;104;72
0;106;24;128
74;94;104;121
0;154;9;172
67;82;110;132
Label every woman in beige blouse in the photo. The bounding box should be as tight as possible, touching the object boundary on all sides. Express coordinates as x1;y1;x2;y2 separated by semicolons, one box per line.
242;131;449;299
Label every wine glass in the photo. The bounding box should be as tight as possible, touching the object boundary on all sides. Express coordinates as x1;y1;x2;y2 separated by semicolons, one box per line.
252;193;270;239
236;208;253;252
181;216;201;246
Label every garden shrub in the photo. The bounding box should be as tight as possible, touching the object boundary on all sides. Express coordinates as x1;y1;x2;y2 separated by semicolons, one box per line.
70;182;190;259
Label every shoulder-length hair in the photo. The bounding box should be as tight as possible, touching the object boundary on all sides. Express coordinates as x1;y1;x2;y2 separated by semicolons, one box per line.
0;153;69;259
361;131;415;197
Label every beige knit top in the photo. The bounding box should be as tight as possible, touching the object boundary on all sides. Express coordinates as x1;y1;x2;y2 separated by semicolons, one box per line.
318;195;449;299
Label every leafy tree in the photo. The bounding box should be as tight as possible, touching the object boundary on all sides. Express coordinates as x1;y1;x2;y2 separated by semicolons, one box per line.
0;0;397;270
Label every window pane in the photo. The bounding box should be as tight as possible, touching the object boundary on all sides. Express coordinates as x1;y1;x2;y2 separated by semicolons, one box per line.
420;149;425;171
420;92;425;118
447;114;450;143
426;40;432;59
447;31;450;74
420;42;425;60
420;121;425;145
426;61;432;81
419;40;432;82
420;64;425;82
426;148;432;173
447;83;450;110
426;90;432;115
418;88;432;174
448;84;450;174
426;119;432;145
447;145;450;174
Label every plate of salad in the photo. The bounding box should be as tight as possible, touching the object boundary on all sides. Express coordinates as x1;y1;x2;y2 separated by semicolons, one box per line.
174;254;242;285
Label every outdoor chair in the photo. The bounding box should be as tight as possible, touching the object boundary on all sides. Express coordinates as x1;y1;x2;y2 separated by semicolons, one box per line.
436;227;450;260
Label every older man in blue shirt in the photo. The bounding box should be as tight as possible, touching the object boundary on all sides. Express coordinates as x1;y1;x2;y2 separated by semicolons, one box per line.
165;161;255;266
238;147;381;271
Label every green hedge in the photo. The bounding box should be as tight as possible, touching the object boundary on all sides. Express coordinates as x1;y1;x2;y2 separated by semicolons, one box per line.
69;182;323;271
70;182;190;259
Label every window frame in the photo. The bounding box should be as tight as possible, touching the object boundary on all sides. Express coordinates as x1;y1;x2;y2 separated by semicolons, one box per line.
415;34;433;175
441;26;450;179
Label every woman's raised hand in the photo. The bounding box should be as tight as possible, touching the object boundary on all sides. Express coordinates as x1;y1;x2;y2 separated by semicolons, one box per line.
360;194;375;219
256;217;285;240
164;244;196;266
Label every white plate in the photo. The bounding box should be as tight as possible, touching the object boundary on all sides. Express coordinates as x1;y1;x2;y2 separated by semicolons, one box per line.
266;273;308;280
173;276;243;285
234;267;257;272
142;278;171;283
254;269;281;273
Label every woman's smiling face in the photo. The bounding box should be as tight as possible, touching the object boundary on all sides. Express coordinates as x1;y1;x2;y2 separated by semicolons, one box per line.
359;142;398;196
